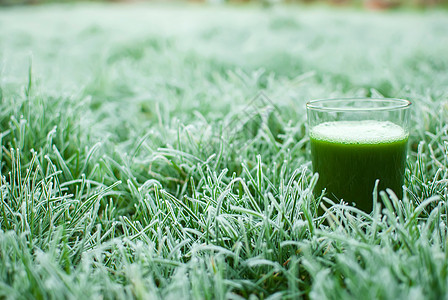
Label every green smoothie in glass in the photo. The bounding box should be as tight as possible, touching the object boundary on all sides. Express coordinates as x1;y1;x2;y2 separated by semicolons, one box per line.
310;120;408;212
306;98;411;213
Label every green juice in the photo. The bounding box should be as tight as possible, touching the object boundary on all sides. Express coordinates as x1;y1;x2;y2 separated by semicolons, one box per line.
310;120;408;212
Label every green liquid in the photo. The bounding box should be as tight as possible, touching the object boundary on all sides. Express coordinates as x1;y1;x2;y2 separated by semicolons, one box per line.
310;120;408;212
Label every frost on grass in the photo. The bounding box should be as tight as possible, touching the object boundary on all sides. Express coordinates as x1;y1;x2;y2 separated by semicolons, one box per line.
0;4;448;299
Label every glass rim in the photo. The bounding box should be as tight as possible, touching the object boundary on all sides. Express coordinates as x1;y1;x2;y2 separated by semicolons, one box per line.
306;98;412;112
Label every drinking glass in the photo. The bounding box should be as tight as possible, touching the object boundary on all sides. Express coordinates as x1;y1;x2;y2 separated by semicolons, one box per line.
306;98;412;212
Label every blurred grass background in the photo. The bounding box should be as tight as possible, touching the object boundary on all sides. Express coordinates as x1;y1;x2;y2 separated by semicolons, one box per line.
1;0;447;9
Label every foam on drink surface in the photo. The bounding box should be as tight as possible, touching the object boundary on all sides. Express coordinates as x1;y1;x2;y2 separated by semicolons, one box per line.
310;120;407;144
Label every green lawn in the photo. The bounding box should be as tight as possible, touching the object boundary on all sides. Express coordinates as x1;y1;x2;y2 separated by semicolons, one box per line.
0;3;447;299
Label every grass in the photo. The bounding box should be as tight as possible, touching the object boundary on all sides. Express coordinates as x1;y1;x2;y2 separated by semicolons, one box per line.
0;2;447;299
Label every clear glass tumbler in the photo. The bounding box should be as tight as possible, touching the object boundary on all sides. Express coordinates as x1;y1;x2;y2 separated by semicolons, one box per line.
306;98;412;212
